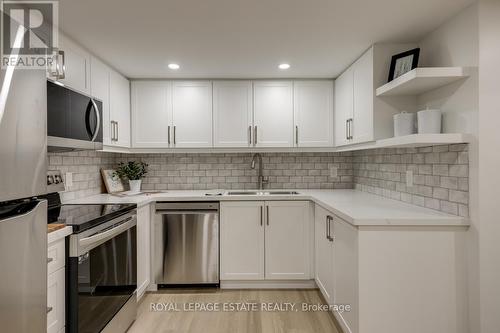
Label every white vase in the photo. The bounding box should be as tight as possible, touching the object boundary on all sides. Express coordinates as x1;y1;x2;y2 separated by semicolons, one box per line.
129;180;142;193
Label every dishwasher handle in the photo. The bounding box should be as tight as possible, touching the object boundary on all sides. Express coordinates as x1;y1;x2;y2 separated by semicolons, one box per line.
155;202;219;211
155;210;218;214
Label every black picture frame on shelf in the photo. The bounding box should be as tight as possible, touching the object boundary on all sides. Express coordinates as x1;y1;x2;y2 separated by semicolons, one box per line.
387;48;420;82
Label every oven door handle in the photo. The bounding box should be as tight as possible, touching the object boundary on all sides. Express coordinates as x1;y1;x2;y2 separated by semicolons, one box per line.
78;216;136;252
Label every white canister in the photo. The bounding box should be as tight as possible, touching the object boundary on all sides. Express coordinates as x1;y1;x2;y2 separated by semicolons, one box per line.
393;111;416;137
417;109;442;134
129;179;142;193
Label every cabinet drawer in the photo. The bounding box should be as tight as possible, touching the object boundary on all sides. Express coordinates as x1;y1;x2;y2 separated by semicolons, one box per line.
47;239;65;275
47;268;65;333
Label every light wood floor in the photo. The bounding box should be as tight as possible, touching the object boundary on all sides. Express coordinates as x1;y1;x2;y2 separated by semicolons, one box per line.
128;289;340;333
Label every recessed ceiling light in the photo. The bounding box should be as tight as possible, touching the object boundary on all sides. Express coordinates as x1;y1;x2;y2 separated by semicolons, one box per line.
279;63;290;70
168;63;180;70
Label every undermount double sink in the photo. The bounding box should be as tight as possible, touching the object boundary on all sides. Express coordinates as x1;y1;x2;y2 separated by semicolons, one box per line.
226;190;300;196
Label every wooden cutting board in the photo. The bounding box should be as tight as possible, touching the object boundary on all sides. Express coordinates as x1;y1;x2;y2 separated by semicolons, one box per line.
47;224;65;233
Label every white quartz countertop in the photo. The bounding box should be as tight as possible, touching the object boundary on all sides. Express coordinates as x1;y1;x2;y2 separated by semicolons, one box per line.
66;189;468;227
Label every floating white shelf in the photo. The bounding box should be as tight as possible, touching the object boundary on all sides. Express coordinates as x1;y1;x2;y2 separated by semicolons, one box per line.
376;67;472;97
336;133;473;152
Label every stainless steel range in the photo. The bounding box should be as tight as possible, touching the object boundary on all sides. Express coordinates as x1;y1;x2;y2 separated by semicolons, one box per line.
47;192;138;333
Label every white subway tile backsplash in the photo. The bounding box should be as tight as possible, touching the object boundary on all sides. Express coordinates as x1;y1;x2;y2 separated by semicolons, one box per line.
49;144;468;217
353;144;469;217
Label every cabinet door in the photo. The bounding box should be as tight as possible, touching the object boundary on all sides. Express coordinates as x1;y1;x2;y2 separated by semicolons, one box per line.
47;268;65;333
253;81;294;147
220;202;265;280
314;204;334;305
90;57;111;145
110;70;131;147
172;81;213;147
137;204;151;300
334;68;353;147
332;215;359;333
294;81;334;147
352;48;374;144
58;35;90;94
213;81;253;147
132;81;172;148
265;201;310;280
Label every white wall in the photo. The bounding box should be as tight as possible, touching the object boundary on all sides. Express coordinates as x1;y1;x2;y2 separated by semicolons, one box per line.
417;5;480;332
417;5;479;134
478;0;500;332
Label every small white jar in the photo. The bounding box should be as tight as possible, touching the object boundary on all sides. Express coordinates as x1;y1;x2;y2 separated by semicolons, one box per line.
417;109;442;134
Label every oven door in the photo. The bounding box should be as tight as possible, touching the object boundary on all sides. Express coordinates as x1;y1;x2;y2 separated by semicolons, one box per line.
68;213;137;333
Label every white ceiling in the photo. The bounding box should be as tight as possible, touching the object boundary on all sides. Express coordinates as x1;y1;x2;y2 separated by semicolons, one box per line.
59;0;475;79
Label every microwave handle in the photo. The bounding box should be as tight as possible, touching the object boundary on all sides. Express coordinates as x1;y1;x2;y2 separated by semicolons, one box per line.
90;99;101;142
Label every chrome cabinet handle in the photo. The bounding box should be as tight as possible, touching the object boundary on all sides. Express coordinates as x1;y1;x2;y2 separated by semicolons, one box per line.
346;120;349;140
173;126;176;145
325;216;329;240
326;216;334;241
348;118;353;140
266;205;269;226
260;205;263;226
47;306;53;314
90;99;101;142
295;125;299;146
116;121;119;141
58;50;66;79
248;126;252;145
47;257;53;264
254;126;257;146
168;126;171;145
110;121;115;141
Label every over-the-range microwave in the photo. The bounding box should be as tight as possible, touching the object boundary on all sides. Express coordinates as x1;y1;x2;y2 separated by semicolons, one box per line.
47;80;103;151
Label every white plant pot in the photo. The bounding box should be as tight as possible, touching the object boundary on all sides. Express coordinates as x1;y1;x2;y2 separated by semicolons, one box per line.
129;180;142;193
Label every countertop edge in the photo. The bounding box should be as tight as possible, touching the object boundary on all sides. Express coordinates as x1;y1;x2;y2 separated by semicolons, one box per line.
65;190;469;228
48;226;73;244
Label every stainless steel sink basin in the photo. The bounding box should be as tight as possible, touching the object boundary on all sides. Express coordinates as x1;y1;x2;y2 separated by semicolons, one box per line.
264;191;299;195
226;191;299;196
226;191;259;195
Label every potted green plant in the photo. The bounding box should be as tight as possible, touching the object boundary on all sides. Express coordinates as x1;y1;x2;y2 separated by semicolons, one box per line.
114;161;148;193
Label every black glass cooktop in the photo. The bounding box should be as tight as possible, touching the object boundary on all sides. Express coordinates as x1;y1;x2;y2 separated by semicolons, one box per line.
48;203;136;233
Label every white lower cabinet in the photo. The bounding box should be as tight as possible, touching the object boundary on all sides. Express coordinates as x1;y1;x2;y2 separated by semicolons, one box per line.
314;204;358;333
314;204;467;333
137;204;151;300
332;214;359;333
47;238;66;333
314;205;335;305
220;201;310;281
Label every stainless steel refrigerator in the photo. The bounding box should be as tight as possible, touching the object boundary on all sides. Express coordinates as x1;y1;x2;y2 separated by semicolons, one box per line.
0;63;48;332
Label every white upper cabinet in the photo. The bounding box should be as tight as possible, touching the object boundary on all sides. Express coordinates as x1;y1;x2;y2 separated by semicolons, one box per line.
294;81;334;147
109;70;131;148
55;35;91;94
334;44;417;147
264;201;310;280
90;57;111;145
213;81;253;147
352;48;374;145
253;81;294;147
132;81;172;148
334;67;354;147
172;81;213;148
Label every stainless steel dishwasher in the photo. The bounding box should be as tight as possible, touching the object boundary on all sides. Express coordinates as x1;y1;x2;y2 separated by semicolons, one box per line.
154;202;219;286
